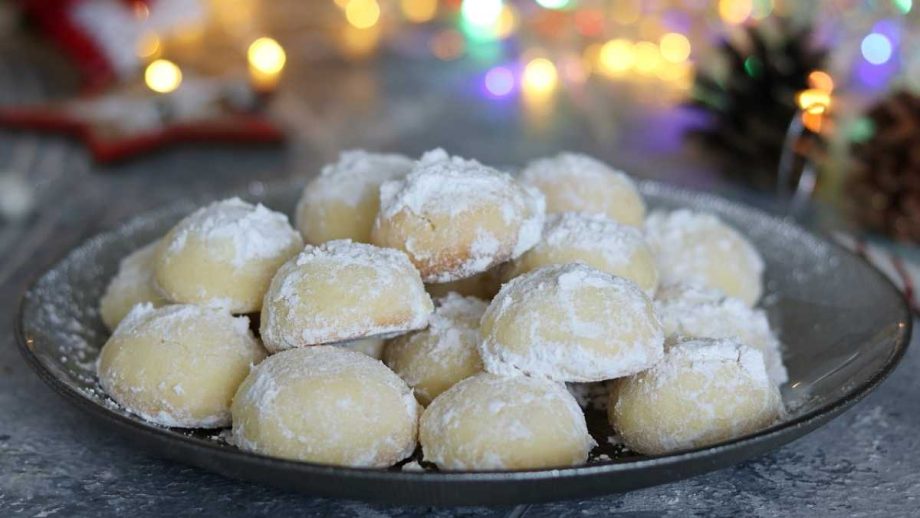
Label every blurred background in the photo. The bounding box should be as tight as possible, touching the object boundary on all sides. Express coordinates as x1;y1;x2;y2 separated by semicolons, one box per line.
0;0;917;270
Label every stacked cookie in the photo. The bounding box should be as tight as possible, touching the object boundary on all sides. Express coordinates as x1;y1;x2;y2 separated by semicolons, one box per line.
97;149;785;470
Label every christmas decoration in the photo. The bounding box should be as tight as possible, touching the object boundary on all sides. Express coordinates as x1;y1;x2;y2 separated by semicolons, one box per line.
0;77;282;163
847;90;920;242
686;17;829;189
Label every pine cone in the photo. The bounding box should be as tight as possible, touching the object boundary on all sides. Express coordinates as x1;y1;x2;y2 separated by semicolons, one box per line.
848;91;920;242
686;18;827;189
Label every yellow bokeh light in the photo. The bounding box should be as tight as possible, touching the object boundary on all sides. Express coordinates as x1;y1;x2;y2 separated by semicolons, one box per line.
144;59;182;94
659;33;691;63
401;0;438;23
719;0;753;25
522;58;558;95
495;5;517;39
248;37;286;75
633;41;661;75
599;39;635;75
807;70;834;93
346;0;381;29
797;88;831;112
136;31;161;59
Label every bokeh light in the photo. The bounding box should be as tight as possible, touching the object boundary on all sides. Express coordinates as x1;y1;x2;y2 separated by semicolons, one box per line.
462;0;503;27
718;0;753;25
401;0;438;23
599;39;635;75
535;0;570;8
248;37;286;75
136;32;161;59
659;33;691;63
893;0;912;14
144;59;182;93
861;33;893;65
633;42;661;75
495;5;518;39
345;0;381;29
796;88;831;112
522;58;558;95
484;66;515;97
807;70;834;93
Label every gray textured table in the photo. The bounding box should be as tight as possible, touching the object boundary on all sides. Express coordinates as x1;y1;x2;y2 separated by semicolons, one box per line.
1;35;919;517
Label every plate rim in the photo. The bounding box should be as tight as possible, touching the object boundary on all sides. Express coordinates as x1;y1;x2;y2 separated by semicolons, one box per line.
13;179;914;485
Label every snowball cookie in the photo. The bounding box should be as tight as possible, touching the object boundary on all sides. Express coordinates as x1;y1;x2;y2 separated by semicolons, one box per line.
610;338;783;455
97;304;265;428
520;152;645;227
656;283;787;385
336;337;386;360
480;263;664;382
645;209;764;306
295;150;413;244
99;241;168;330
154;198;303;313
384;293;487;405
425;266;502;301
260;240;433;352
419;373;594;470
372;149;545;283
231;346;419;467
502;212;658;296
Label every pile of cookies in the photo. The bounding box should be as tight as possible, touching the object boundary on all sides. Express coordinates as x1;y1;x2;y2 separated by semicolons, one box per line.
96;149;785;470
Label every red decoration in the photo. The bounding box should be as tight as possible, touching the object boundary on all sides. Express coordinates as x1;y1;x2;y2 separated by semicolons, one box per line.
0;93;284;163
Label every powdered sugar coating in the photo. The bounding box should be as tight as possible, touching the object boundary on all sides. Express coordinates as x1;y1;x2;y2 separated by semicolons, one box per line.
231;346;420;467
480;263;664;382
656;283;788;385
520;153;645;227
154;197;303;313
645;209;764;306
295;150;413;244
99;240;167;330
611;337;783;455
503;212;659;295
97;303;265;428
373;149;545;283
419;373;594;470
384;292;487;405
260;240;433;352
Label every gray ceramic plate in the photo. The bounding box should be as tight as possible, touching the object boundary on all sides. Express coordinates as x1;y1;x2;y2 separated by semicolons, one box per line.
16;180;911;506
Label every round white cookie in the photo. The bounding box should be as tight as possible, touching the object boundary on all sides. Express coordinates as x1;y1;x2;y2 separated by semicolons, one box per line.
97;304;265;428
419;373;595;470
99;241;168;330
480;263;664;382
260;240;433;352
610;338;783;455
502;212;659;295
645;209;764;306
384;293;487;405
231;346;420;467
154;198;303;313
372;149;545;283
295;150;413;244
520;152;645;226
656;283;788;385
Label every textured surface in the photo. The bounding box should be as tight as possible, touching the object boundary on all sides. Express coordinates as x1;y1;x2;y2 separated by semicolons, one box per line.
0;35;919;517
